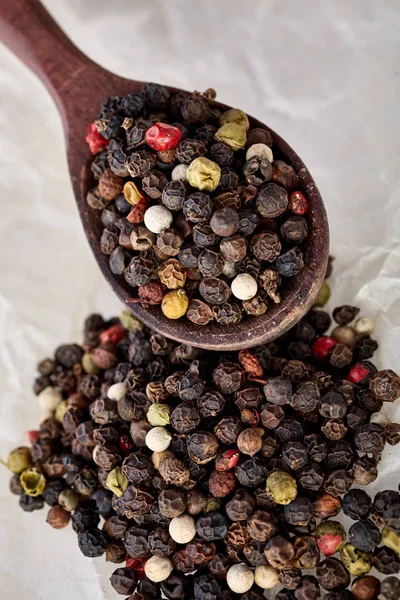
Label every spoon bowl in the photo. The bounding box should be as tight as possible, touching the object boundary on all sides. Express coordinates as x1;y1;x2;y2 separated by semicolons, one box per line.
0;0;329;350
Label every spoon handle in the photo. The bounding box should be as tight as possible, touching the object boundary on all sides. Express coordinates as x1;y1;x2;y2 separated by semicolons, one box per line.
0;0;100;111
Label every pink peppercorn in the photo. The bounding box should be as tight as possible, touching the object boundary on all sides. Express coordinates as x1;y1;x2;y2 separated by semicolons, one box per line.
311;336;337;360
288;191;308;215
126;557;146;581
145;122;182;151
86;123;109;154
215;449;240;471
27;430;40;444
126;197;148;224
347;364;370;384
100;324;126;345
119;435;133;454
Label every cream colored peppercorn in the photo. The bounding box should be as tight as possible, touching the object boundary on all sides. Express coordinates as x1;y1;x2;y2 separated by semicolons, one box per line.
254;565;279;589
145;427;172;452
161;289;189;320
152;450;174;470
186;157;221;192
38;386;63;412
58;489;79;512
171;164;188;181
354;316;375;335
370;412;390;427
219;108;250;131
144;205;173;234
215;122;247;151
169;514;196;544
223;261;236;279
226;563;254;593
107;381;127;401
123;181;143;206
331;325;357;347
231;273;258;301
147;403;171;427
144;556;173;583
246;143;273;163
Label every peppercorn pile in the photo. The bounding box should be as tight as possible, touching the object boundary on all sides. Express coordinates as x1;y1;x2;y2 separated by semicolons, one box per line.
86;84;310;325
6;303;400;600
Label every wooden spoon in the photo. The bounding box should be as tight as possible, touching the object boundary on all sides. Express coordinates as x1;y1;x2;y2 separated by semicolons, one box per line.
0;0;329;351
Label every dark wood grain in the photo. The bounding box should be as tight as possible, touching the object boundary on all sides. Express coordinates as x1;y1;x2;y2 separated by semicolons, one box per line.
0;0;329;351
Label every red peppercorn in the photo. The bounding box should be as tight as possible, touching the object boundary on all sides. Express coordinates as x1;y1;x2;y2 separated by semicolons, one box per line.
347;364;370;384
311;336;337;360
288;191;308;215
86;123;109;154
126;557;146;581
119;434;133;454
126;197;149;224
27;430;40;443
145;122;182;151
100;324;126;345
215;449;240;471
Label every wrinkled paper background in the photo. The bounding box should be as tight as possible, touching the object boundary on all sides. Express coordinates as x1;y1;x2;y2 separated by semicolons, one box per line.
0;1;400;598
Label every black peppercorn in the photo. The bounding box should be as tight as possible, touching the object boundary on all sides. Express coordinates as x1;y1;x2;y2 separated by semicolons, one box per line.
78;528;107;558
316;557;350;591
349;519;381;553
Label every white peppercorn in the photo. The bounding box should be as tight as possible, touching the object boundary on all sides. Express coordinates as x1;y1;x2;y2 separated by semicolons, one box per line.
169;514;196;544
145;427;172;452
38;386;63;412
354;316;375;335
254;565;279;589
171;164;188;181
246;143;273;163
231;273;258;300
107;382;127;401
144;205;173;234
226;563;254;593
144;555;173;582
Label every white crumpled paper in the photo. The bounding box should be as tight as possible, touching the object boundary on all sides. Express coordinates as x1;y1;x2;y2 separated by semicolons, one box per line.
0;0;399;598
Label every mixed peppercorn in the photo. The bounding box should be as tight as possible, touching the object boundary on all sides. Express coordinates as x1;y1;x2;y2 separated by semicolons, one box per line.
86;83;312;325
5;292;400;599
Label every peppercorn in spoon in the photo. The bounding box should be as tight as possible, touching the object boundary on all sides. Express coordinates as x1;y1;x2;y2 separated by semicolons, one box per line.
0;0;329;350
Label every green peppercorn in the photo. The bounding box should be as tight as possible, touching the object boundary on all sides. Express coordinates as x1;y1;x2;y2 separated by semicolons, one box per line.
7;447;32;474
314;281;331;307
20;468;46;497
120;310;143;331
55;400;69;423
215;122;247;151
219;108;250;131
82;352;100;375
266;471;297;505
147;404;171;427
106;467;129;498
340;543;372;576
186;157;221;192
382;527;400;554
